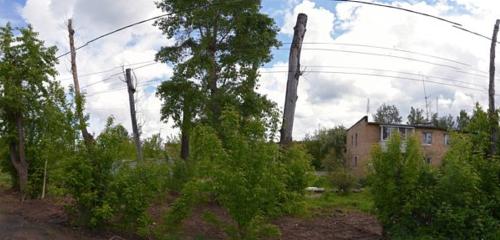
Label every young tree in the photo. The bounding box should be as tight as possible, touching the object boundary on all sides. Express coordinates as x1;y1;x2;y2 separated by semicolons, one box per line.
373;104;402;124
407;107;426;125
0;24;60;199
154;0;280;135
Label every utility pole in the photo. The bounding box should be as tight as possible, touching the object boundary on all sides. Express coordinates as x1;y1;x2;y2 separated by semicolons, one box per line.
68;19;94;144
125;68;143;162
280;13;307;146
488;19;499;156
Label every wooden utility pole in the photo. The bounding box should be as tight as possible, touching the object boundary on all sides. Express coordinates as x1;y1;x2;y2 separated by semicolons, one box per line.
280;13;307;146
489;19;500;156
125;68;143;162
68;19;94;144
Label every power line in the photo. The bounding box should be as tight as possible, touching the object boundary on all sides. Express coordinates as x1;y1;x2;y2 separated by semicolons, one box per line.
289;42;471;67
258;70;495;94
295;48;464;70
55;0;253;59
56;60;155;82
332;0;461;26
333;0;500;43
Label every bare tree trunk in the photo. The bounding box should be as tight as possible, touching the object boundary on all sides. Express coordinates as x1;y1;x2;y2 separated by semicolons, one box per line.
180;130;189;160
280;13;307;147
125;68;143;162
68;19;94;145
9;114;29;201
489;19;499;156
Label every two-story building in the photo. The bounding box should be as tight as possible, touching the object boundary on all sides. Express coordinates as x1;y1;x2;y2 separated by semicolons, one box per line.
346;116;450;177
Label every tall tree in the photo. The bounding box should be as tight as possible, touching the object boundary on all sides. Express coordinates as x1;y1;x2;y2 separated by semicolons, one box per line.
0;24;60;199
154;0;280;138
407;107;426;125
373;104;402;124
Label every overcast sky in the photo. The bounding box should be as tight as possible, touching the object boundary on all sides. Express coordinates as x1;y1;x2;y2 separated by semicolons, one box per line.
1;0;499;139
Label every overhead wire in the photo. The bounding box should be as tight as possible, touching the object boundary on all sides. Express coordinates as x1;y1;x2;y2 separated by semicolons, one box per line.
332;0;499;43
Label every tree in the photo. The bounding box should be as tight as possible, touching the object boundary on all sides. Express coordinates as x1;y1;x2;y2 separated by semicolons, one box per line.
373;104;402;124
157;79;203;160
407;107;426;125
0;24;61;199
154;0;280;137
456;110;470;130
303;126;346;170
431;113;455;130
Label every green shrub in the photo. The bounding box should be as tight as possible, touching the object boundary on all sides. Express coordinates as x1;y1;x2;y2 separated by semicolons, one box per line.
329;168;356;194
163;109;312;239
369;132;500;239
106;162;170;236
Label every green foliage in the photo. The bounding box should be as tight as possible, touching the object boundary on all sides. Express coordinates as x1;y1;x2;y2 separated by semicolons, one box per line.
143;133;167;160
155;0;280;131
369;130;500;239
303;126;346;170
373;103;402;124
105;162;170;236
0;23;76;198
163;109;312;239
407;106;426;125
304;190;374;215
431;113;455;130
64;117;135;227
329;168;356;194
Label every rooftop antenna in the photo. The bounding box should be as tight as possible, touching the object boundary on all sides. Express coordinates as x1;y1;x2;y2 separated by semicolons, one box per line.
421;74;430;121
366;98;370;117
435;96;439;117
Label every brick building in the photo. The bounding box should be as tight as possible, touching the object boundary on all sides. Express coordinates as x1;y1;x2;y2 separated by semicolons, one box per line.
346;116;450;177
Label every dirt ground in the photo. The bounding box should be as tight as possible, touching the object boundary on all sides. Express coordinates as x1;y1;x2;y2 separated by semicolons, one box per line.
0;188;382;240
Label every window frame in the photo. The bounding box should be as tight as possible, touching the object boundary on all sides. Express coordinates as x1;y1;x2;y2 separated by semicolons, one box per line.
423;132;432;145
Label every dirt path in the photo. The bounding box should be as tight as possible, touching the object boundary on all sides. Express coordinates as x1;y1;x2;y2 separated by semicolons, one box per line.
0;212;100;240
0;188;109;240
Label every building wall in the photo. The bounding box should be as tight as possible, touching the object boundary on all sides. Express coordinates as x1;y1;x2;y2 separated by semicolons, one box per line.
414;128;449;166
346;118;449;177
346;119;380;177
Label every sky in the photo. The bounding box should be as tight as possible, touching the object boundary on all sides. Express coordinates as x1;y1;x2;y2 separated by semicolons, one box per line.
0;0;499;140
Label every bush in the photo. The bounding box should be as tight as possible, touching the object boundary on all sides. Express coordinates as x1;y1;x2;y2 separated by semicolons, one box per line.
163;109;313;239
329;168;356;194
106;162;170;236
369;132;500;239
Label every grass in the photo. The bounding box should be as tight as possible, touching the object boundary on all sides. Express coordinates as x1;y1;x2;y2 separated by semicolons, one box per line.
302;175;374;217
304;190;374;215
0;171;11;188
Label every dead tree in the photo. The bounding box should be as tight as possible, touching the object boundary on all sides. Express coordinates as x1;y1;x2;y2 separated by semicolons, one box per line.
125;68;143;162
280;13;308;146
68;19;94;144
489;19;499;156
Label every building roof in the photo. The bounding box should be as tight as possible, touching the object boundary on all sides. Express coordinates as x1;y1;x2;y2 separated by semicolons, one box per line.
347;115;448;132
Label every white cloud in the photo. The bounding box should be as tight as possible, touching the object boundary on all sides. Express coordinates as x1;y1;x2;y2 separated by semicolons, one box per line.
259;0;499;138
20;0;174;139
16;0;500;141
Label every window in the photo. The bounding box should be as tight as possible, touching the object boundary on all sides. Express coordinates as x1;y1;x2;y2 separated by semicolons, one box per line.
353;156;358;167
399;128;407;140
425;157;432;164
355;133;358;146
444;133;450;145
351;135;354;145
423;132;432;145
